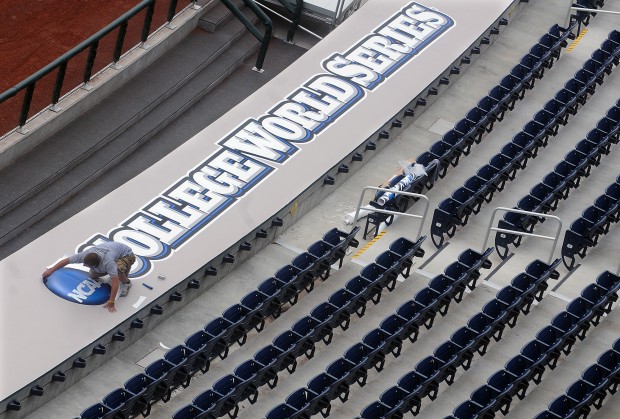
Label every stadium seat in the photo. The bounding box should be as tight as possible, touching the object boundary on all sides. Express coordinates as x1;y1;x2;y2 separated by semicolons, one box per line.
428;275;454;315
307;373;339;413
235;358;277;392
78;403;111;419
285;388;321;418
291;252;319;292
144;358;176;403
101;387;142;419
172;405;205;419
123;373;155;417
326;358;360;395
163;345;195;388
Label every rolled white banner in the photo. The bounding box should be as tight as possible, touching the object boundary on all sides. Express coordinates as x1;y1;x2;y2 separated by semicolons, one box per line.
344;207;374;224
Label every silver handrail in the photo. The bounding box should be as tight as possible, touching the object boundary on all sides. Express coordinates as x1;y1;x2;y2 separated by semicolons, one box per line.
483;207;563;264
353;186;430;240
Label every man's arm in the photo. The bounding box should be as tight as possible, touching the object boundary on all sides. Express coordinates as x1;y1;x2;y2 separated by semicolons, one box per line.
104;275;119;313
42;258;70;279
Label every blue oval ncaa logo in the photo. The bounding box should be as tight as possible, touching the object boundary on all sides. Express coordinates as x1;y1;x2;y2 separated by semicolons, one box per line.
45;268;111;305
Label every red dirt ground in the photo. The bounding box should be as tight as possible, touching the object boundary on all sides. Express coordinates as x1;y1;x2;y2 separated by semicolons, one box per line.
0;0;186;137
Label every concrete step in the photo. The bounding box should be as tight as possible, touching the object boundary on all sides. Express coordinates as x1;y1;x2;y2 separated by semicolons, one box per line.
0;13;313;256
199;0;250;33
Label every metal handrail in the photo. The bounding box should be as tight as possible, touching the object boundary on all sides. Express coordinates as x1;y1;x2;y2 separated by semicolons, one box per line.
353;187;430;240
483;207;563;264
0;0;191;135
274;0;304;41
221;0;273;72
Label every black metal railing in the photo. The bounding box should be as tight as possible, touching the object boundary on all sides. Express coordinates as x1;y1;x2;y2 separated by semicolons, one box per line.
221;0;273;72
275;0;304;42
0;0;191;137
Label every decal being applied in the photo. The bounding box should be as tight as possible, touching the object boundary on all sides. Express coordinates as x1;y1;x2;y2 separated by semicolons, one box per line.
76;2;454;279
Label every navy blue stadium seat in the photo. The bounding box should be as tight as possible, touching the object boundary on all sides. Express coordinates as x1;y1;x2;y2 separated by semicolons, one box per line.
273;329;314;362
212;374;249;418
123;373;155;417
325;358;358;396
470;384;504;415
307;373;338;414
309;302;341;342
581;364;610;406
275;265;302;305
285;388;321;418
550;312;582;350
235;358;277;392
505;354;542;384
172;405;205;419
452;400;484;419
520;341;548;382
144;358;176;403
79;403;111;419
291;317;323;356
164;345;195;389
240;290;272;330
535;326;566;367
395;299;423;340
258;278;286;316
291;252;319;292
451;326;490;357
185;330;213;375
265;403;309;419
192;389;228;418
101;387;144;419
546;395;579;418
435;340;472;374
254;344;296;375
428;275;454;315
566;298;594;337
221;305;251;346
414;357;442;400
413;288;439;329
330;287;365;319
487;369;528;404
342;344;373;383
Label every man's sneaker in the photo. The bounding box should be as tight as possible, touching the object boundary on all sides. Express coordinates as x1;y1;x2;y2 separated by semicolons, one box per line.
120;280;132;297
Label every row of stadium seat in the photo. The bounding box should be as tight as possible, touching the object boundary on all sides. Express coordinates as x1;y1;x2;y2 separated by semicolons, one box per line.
263;247;494;419
357;259;560;419
76;227;360;419
430;30;620;248
449;270;620;418
534;337;620;418
494;102;620;258
416;24;572;178
562;176;620;269
170;236;426;418
361;23;573;239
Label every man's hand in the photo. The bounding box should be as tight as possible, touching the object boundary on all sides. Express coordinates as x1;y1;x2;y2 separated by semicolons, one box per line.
42;258;70;281
104;301;116;313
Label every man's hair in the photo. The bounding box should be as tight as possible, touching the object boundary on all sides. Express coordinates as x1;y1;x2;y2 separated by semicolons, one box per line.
84;253;100;267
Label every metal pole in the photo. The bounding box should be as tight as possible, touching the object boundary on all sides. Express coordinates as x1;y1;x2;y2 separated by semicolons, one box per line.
483;207;562;264
563;0;574;29
569;6;620;15
353;186;430;240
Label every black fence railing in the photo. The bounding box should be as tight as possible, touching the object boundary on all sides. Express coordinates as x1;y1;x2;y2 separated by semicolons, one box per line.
0;0;192;138
221;0;274;72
